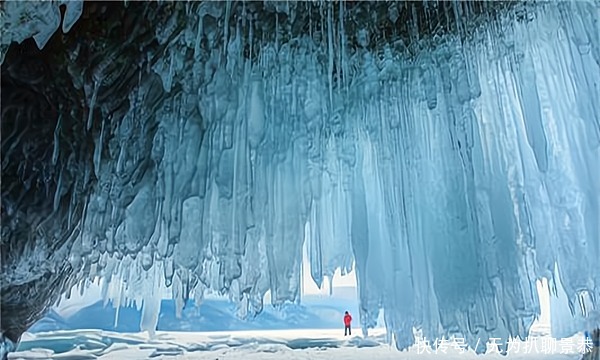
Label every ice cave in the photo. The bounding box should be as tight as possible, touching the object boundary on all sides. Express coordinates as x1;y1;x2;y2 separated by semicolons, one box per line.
1;0;599;358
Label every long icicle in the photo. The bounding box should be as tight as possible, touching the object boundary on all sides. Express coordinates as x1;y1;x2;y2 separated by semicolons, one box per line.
327;1;334;111
86;80;99;131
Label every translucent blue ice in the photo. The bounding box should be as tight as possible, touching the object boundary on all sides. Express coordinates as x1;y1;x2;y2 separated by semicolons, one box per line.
2;0;599;351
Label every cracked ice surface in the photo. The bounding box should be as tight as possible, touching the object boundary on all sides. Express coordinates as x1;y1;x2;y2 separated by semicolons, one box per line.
1;0;599;353
9;329;586;360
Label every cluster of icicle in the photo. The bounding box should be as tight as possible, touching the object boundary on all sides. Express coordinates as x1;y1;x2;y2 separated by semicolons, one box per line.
6;0;600;352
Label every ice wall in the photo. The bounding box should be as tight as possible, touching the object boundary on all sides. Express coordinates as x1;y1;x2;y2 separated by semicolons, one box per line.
1;0;599;353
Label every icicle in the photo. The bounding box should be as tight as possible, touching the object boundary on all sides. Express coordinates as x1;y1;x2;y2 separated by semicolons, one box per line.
53;171;63;212
116;144;125;175
336;2;342;91
165;52;175;93
93;119;105;177
327;1;334;110
52;113;62;165
309;2;313;41
87;80;99;131
452;0;464;37
224;0;232;52
340;0;347;92
249;13;254;61
141;246;154;271
79;280;85;297
173;272;184;318
113;282;123;328
410;3;420;43
60;0;83;33
275;13;280;55
236;17;242;71
140;280;160;337
31;2;61;49
66;199;74;230
194;11;204;59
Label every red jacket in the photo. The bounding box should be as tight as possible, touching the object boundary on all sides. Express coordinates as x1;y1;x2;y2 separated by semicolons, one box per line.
344;313;352;326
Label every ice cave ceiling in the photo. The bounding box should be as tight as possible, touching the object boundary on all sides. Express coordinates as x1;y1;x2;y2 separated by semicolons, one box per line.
1;0;599;355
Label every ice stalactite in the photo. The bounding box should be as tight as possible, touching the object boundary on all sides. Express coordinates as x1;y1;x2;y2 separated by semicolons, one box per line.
1;0;599;354
0;0;83;63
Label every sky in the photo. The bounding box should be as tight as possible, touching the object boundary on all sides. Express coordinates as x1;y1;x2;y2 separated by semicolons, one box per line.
301;240;358;297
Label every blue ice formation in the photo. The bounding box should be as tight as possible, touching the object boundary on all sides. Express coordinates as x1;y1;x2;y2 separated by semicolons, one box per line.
1;0;599;354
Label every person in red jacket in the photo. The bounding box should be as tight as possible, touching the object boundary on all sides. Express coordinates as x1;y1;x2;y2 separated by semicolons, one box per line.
343;311;352;336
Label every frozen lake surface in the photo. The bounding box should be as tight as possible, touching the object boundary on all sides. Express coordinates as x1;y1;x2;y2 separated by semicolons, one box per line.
10;328;586;359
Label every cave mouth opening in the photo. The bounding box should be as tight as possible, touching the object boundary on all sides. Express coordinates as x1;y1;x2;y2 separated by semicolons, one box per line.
23;237;362;336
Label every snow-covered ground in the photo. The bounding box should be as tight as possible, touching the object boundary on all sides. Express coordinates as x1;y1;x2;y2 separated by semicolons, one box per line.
10;328;586;360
